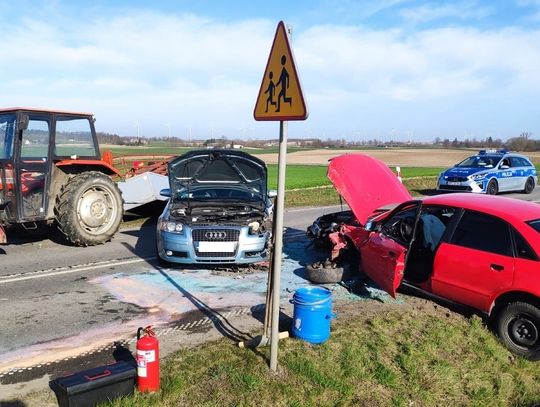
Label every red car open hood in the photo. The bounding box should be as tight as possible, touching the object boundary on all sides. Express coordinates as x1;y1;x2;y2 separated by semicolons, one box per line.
327;154;412;225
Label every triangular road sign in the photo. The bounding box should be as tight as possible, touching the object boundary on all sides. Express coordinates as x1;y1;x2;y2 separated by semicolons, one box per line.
254;21;308;121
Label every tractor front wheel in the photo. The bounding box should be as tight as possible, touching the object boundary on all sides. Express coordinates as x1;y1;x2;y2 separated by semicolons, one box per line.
55;172;123;246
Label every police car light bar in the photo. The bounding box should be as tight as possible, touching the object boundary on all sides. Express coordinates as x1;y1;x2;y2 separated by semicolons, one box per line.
479;149;509;155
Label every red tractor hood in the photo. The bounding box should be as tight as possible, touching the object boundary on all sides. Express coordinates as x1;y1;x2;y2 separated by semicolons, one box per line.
327;154;412;225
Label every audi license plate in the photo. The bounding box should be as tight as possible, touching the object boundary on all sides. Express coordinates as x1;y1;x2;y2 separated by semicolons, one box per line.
198;241;236;253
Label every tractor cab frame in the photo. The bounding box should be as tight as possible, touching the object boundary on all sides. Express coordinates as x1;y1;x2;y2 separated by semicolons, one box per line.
0;107;122;245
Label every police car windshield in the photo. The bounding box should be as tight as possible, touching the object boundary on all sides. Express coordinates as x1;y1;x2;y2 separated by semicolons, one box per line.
527;219;540;234
456;155;501;168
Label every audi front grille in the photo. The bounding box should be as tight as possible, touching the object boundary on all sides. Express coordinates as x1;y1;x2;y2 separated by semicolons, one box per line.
193;228;240;258
192;229;240;242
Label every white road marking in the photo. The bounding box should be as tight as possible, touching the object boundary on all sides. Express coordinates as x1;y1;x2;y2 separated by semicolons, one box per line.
0;257;154;285
287;204;345;213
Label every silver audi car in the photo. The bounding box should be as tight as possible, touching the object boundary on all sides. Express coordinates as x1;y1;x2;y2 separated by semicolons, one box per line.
156;149;275;265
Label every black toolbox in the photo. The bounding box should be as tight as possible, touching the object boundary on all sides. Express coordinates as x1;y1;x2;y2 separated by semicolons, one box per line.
50;361;136;407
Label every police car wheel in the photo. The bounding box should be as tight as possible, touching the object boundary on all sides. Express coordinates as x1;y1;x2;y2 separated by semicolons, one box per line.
486;179;498;195
524;177;535;194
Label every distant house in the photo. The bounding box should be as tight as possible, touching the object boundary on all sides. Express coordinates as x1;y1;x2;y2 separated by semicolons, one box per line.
128;138;148;146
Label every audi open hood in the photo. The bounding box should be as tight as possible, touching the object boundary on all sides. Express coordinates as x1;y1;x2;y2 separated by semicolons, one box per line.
327;154;412;225
167;149;268;198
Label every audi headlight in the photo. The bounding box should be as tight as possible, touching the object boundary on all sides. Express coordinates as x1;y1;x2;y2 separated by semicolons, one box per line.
159;220;183;233
470;173;486;181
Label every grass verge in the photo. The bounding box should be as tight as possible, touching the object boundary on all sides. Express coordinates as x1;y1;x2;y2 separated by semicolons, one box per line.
267;165;444;191
267;165;329;190
279;176;438;208
105;306;540;407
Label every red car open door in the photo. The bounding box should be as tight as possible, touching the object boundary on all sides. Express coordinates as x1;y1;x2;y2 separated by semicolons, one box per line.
360;203;420;298
361;234;407;298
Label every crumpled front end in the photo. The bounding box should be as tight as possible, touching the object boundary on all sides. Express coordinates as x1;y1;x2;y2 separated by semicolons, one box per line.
307;154;409;276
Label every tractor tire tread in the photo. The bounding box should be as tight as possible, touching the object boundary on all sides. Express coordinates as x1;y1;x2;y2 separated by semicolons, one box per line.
54;172;123;246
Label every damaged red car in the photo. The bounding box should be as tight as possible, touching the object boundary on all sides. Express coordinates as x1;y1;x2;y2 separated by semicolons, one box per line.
308;153;540;360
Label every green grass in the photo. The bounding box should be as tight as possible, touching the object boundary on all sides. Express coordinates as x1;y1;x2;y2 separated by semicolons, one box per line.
278;177;437;207
267;166;444;191
105;309;540;407
267;165;330;190
273;166;439;207
285;186;342;207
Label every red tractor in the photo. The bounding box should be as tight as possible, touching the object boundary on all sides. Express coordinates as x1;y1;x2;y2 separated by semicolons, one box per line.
0;107;124;246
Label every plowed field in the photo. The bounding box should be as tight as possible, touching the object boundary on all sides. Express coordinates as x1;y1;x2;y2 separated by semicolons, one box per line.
255;148;540;166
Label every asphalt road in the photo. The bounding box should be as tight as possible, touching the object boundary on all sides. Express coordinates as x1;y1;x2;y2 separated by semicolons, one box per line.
0;204;346;370
1;189;539;400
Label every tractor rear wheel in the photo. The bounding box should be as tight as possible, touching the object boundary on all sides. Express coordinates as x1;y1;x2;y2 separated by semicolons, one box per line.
55;172;123;246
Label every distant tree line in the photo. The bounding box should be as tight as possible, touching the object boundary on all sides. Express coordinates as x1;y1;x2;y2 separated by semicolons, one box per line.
97;130;540;151
433;132;539;151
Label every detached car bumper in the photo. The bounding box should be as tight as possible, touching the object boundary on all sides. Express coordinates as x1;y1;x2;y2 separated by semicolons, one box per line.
157;225;269;265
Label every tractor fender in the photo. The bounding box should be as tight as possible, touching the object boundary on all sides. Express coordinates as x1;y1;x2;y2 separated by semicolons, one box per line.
55;159;121;176
46;161;120;219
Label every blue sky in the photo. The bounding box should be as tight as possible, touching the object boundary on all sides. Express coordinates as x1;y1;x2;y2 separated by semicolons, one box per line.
0;0;539;141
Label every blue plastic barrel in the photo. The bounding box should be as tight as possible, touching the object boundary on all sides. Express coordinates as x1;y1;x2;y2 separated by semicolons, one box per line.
290;286;336;344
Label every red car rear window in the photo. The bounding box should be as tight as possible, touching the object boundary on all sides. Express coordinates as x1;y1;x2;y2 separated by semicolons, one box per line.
526;219;540;233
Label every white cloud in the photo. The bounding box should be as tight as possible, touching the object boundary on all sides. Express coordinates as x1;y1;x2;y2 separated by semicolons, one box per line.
298;25;540;101
0;8;539;139
399;1;491;24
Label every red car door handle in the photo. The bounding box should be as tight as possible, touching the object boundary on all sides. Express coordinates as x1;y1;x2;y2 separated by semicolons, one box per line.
490;264;504;271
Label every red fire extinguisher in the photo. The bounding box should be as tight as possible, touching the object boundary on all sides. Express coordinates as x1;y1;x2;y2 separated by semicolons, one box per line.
136;326;160;392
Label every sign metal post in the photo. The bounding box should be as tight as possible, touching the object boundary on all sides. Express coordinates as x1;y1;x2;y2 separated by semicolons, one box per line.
253;21;308;372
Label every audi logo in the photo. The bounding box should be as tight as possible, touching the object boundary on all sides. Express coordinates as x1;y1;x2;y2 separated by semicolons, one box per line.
205;231;227;240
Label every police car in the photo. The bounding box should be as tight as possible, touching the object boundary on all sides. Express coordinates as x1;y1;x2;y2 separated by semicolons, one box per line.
437;150;537;195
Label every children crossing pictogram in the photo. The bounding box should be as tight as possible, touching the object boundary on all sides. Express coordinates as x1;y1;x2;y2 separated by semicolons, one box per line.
276;55;292;112
265;72;276;112
254;21;308;121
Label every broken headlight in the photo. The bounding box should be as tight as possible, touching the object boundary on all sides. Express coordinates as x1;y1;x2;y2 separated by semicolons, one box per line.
248;221;261;235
